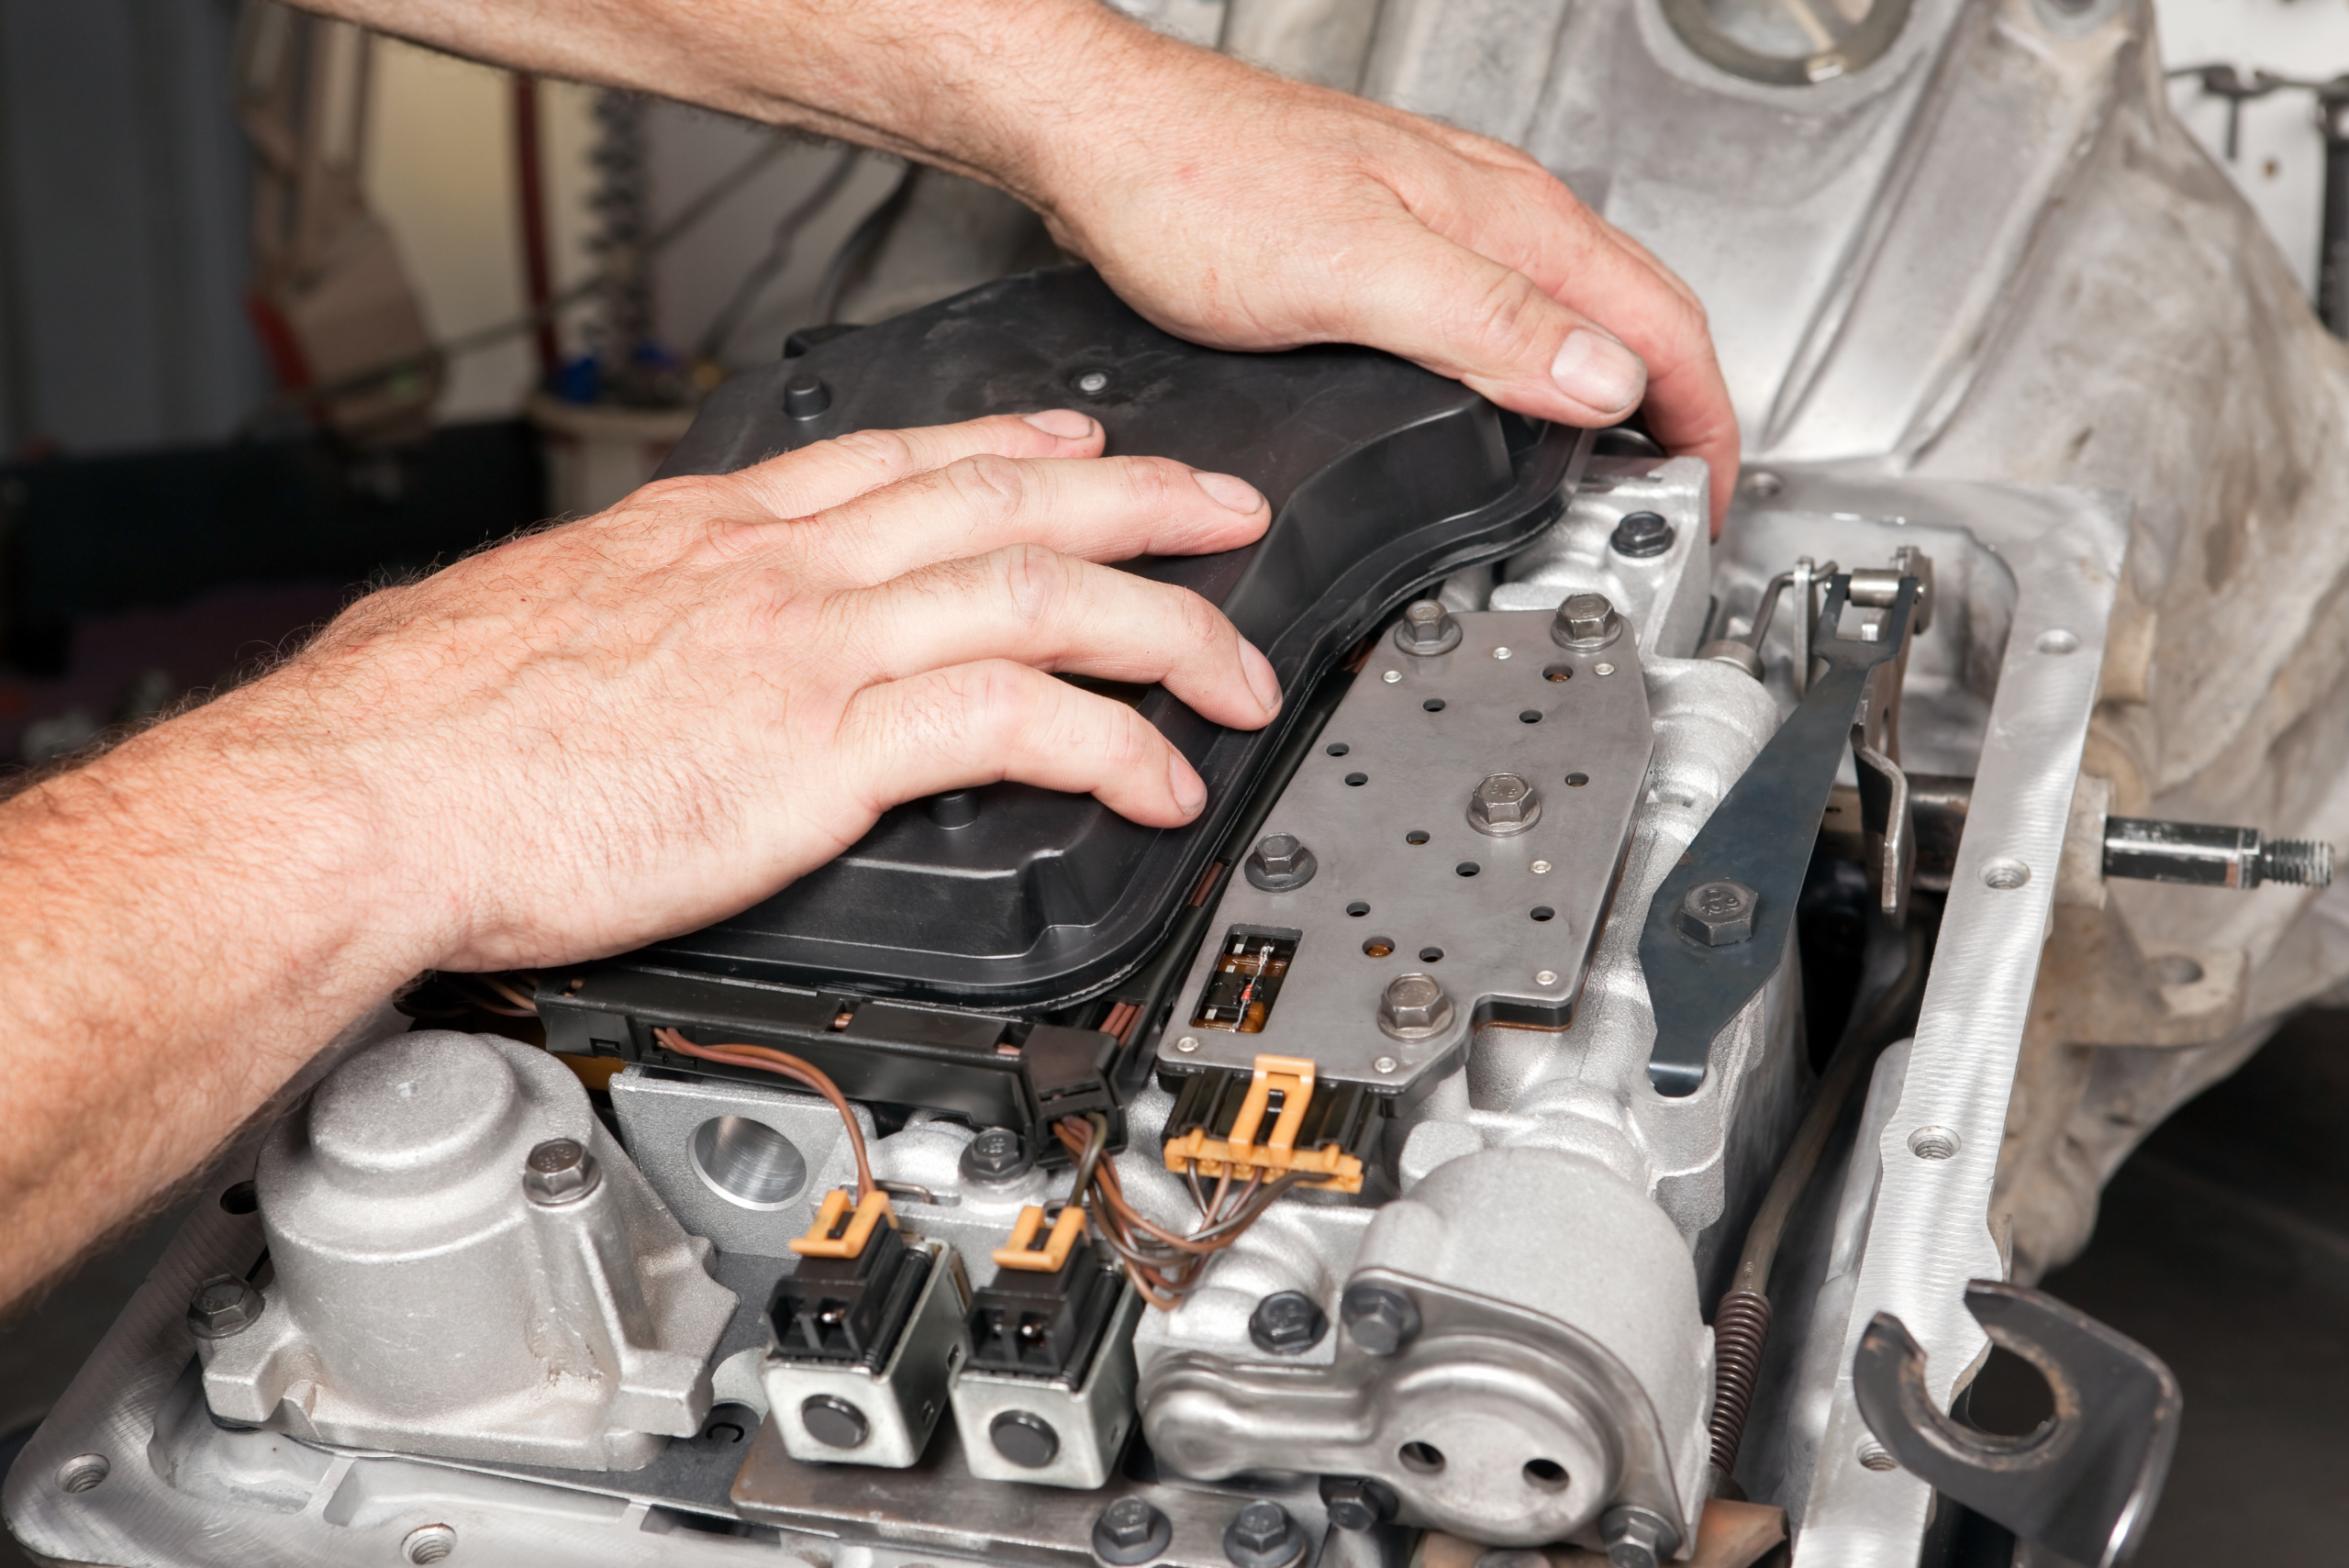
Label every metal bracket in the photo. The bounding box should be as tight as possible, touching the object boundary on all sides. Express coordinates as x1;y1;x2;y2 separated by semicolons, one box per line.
1642;573;1916;1095
1854;1281;2181;1568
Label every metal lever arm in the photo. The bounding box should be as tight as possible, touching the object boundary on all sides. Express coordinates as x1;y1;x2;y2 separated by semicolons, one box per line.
1854;1281;2181;1568
1641;574;1914;1095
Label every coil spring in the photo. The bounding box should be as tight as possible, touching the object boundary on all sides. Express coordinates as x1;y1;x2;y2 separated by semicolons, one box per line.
1707;1288;1774;1477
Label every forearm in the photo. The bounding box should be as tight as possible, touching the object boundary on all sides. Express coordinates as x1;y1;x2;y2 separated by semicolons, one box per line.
0;684;428;1296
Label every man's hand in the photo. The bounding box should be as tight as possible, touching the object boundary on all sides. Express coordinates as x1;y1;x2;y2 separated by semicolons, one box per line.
0;411;1272;1294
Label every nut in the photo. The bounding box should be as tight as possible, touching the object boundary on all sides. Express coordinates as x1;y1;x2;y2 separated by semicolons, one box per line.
1225;1500;1304;1568
1675;880;1758;946
1377;973;1453;1040
1467;773;1542;836
186;1273;264;1340
1247;1290;1329;1355
1319;1476;1398;1532
1340;1282;1420;1355
1600;1506;1679;1568
1245;832;1318;891
961;1128;1031;1184
522;1138;601;1206
1552;592;1623;650
1393;598;1463;656
1094;1496;1173;1565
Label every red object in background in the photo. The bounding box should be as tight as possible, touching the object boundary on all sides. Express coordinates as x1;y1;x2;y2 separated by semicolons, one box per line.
513;74;561;383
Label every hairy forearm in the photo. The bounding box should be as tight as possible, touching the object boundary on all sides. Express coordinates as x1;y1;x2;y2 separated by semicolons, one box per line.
0;686;427;1296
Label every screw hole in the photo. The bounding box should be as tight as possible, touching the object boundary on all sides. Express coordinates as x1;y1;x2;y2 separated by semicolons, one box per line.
55;1454;108;1494
1346;901;1371;917
1519;709;1542;724
404;1524;459;1563
1531;906;1554;921
1345;772;1368;787
1419;947;1445;963
1857;1441;1898;1473
1422;697;1447;713
1406;830;1430;845
2153;953;2205;985
1398;1441;1445;1474
1455;862;1480;877
1565;772;1589;787
1542;663;1573;684
1522;1458;1569;1489
2036;628;2079;655
1909;1127;1961;1161
1326;742;1351;757
1981;858;2032;891
218;1181;259;1216
1363;938;1395;958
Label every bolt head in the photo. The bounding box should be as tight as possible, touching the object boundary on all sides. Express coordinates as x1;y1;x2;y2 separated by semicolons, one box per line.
186;1273;263;1340
1393;598;1462;655
1553;592;1623;650
1225;1500;1302;1568
1248;1290;1329;1354
1675;880;1758;946
962;1128;1031;1184
1468;773;1542;836
1095;1496;1173;1564
1609;510;1675;559
1319;1477;1398;1532
523;1138;601;1206
1601;1507;1678;1568
1245;833;1318;891
1378;973;1453;1039
1340;1282;1420;1355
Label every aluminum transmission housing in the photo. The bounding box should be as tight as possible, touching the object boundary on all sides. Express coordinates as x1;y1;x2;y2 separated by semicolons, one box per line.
197;1031;738;1470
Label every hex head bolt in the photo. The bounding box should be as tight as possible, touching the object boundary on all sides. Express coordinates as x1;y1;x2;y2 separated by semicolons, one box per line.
1093;1496;1173;1565
187;1273;264;1340
1599;1506;1679;1568
1248;1291;1329;1355
1468;773;1542;836
1319;1476;1400;1532
1224;1500;1306;1568
1393;598;1463;655
522;1138;601;1206
961;1128;1032;1184
1553;592;1623;651
1245;832;1318;891
1675;880;1758;946
1340;1282;1421;1355
1609;511;1675;559
1377;974;1453;1040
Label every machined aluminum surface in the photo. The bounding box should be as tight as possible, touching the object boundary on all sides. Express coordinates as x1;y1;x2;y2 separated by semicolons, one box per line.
1157;607;1654;1095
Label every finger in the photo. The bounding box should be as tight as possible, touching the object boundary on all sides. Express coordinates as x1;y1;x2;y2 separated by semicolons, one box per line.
724;410;1108;520
785;451;1270;591
825;543;1282;728
836;659;1211;828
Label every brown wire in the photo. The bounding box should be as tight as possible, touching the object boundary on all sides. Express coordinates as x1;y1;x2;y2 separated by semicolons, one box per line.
654;1029;874;1200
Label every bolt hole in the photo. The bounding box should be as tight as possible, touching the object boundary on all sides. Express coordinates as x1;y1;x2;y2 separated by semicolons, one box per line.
1981;858;2032;891
1542;663;1573;684
1345;772;1368;787
1363;938;1395;958
1346;901;1371;917
1326;741;1351;757
218;1181;259;1216
54;1453;107;1494
2153;953;2204;985
1419;947;1445;963
1422;697;1447;713
404;1524;459;1563
1455;862;1480;877
1565;773;1589;787
2036;628;2079;655
1519;709;1542;724
1398;1441;1446;1474
1531;906;1554;922
1406;830;1430;845
1522;1458;1569;1489
1909;1127;1961;1161
1857;1442;1898;1473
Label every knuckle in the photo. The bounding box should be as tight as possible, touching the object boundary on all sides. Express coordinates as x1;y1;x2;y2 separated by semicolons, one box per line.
1455;271;1553;366
827;427;917;479
944;453;1029;526
1117;456;1188;511
994;542;1066;625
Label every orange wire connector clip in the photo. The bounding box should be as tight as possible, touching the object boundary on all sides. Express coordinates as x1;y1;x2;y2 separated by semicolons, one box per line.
991;1205;1089;1273
1162;1053;1364;1193
789;1187;896;1258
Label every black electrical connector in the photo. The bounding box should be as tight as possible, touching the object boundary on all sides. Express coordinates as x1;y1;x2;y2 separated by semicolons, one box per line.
770;1222;931;1369
966;1235;1123;1382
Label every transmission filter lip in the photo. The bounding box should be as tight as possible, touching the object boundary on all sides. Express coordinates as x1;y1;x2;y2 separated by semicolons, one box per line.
634;266;1588;1011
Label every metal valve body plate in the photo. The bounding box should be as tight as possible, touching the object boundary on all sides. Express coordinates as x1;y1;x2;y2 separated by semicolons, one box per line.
1158;608;1653;1094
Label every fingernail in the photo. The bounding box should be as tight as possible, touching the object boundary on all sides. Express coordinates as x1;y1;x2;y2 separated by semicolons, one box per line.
1551;328;1647;416
1169;755;1207;817
1193;471;1264;513
1019;409;1097;439
1241;640;1282;717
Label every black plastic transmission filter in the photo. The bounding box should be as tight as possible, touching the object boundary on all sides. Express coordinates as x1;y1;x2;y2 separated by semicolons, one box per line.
611;267;1585;1011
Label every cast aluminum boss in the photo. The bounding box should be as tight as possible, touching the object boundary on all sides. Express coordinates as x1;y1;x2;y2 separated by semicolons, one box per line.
199;1031;737;1470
